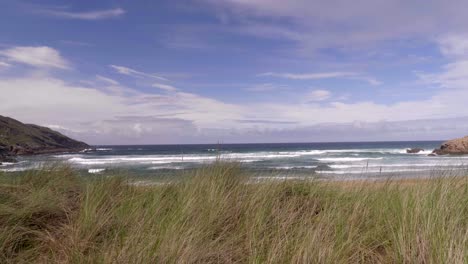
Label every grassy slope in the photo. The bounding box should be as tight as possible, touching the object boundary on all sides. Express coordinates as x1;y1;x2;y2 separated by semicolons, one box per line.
0;115;88;149
0;164;467;263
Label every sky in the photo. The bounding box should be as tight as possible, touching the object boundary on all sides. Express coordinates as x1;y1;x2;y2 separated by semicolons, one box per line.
1;0;468;144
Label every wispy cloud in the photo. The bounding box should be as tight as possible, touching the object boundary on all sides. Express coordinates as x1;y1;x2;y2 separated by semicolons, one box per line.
244;83;289;92
0;61;11;68
152;83;178;92
419;34;468;90
96;75;119;85
305;89;331;102
0;46;70;69
236;119;298;125
201;0;468;54
349;76;382;86
39;7;125;20
259;71;381;85
110;65;168;81
438;34;468;58
258;71;356;80
60;40;93;47
4;63;468;143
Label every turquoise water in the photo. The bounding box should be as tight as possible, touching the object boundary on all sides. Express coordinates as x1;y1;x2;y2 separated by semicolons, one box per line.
3;141;468;179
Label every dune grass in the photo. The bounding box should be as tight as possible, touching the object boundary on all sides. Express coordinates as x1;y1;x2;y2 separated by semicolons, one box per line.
0;163;467;263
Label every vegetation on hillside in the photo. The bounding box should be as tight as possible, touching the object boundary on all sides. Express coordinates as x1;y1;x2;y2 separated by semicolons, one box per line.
0;163;466;263
0;115;88;151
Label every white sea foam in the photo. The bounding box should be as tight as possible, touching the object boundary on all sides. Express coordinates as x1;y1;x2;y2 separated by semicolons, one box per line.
67;152;314;166
303;148;434;155
80;148;94;153
318;157;384;162
413;150;433;155
54;154;82;158
147;166;184;170
65;147;441;167
222;152;302;159
316;168;433;174
88;168;106;174
68;155;218;165
330;163;468;169
0;167;32;172
306;148;407;154
272;166;318;170
240;159;262;163
96;148;112;151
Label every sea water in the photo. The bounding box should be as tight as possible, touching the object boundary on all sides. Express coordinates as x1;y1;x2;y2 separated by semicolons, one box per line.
3;141;468;179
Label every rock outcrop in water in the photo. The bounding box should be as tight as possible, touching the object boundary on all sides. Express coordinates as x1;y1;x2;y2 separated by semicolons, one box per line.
406;148;424;154
432;136;468;155
0;115;89;163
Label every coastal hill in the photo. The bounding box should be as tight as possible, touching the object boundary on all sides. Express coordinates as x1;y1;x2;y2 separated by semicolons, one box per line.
0;115;89;162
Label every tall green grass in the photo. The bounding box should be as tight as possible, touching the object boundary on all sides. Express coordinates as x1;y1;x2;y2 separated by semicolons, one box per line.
0;163;467;263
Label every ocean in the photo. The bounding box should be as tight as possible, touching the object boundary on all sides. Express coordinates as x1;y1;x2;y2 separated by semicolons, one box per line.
2;141;468;179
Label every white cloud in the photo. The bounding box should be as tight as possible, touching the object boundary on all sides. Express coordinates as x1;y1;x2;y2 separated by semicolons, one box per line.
0;46;69;69
0;72;245;143
96;75;119;85
438;34;468;57
244;83;288;92
3;35;468;143
3;66;468;143
0;61;11;68
60;40;93;47
200;0;468;57
349;76;382;86
305;89;331;101
152;83;178;92
39;7;125;20
259;71;381;85
420;35;468;89
110;65;167;81
259;71;355;80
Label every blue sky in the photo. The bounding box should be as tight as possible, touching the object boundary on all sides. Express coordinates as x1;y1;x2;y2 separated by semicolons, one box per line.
1;0;468;144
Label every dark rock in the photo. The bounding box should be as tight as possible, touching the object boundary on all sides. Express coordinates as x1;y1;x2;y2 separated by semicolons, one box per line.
432;136;468;155
427;153;436;157
0;146;16;163
406;148;424;154
0;154;17;163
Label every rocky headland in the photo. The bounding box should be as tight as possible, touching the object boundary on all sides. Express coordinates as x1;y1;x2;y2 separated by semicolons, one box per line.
0;115;89;163
432;136;468;155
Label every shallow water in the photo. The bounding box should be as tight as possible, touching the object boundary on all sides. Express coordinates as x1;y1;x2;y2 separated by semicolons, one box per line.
3;141;468;179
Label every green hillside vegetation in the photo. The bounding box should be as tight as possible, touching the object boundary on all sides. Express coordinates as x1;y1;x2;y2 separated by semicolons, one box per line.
0;163;466;263
0;115;88;154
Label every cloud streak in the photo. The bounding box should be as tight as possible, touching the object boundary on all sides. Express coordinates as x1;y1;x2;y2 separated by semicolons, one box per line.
39;7;125;20
110;65;168;81
152;83;178;92
305;89;331;102
258;71;356;80
96;75;119;85
0;61;10;68
199;0;468;61
259;71;381;85
244;83;289;92
236;119;298;125
3;34;468;143
0;46;70;69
